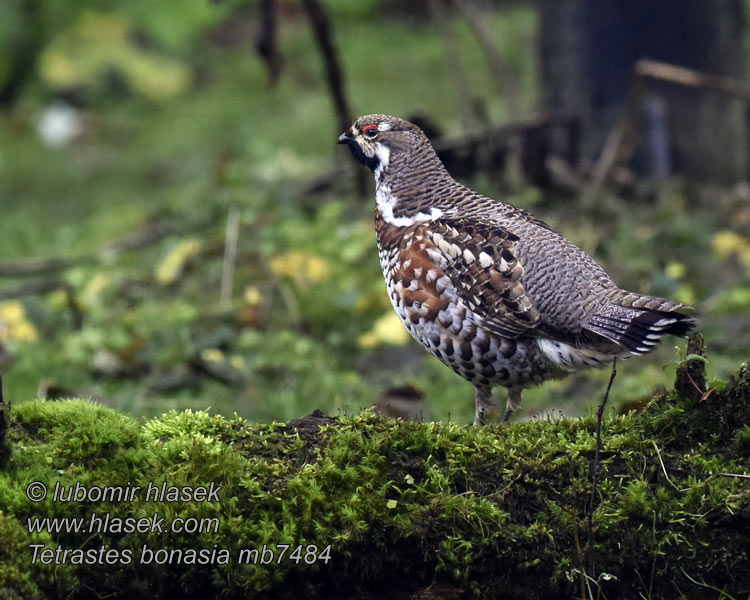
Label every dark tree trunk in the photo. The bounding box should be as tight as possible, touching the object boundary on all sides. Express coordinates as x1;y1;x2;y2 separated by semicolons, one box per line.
0;0;44;110
540;0;748;183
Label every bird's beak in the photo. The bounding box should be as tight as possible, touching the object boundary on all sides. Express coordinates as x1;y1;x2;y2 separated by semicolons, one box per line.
338;131;355;144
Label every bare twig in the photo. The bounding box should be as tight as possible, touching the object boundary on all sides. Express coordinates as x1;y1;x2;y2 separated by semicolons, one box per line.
431;112;575;153
585;58;750;197
585;73;645;200
426;0;479;130
102;220;176;254
652;440;681;491
680;568;737;599
451;0;522;121
636;58;750;101
299;0;351;133
587;357;617;576
653;440;749;492
0;279;71;300
0;212;222;280
0;372;6;445
705;472;750;481
300;0;366;196
0;0;44;109
255;0;283;86
220;206;241;309
569;459;588;600
0;255;97;278
302;112;579;197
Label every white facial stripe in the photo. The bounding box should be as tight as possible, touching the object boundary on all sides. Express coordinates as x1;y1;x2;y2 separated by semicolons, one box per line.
378;121;392;131
373;145;390;180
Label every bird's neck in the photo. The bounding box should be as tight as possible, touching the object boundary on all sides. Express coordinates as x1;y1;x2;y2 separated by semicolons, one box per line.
374;147;453;227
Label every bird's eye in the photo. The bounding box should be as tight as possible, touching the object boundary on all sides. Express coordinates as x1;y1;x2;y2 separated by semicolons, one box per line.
362;124;379;138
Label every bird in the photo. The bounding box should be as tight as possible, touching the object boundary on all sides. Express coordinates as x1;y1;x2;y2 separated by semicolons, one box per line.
338;114;697;425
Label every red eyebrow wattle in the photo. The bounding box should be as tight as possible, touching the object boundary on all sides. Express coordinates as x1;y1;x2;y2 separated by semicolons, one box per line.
362;124;378;133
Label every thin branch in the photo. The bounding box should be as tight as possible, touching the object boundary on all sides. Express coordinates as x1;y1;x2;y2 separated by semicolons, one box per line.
255;0;283;86
302;112;578;197
0;372;6;445
585;58;750;197
706;472;750;481
0;211;222;279
426;0;479;130
299;0;365;196
0;255;97;278
0;0;44;109
102;220;176;254
587;357;617;576
451;0;522;121
0;279;72;299
299;0;351;134
569;459;588;600
636;58;750;101
220;206;241;309
652;440;682;491
584;72;645;200
680;568;737;599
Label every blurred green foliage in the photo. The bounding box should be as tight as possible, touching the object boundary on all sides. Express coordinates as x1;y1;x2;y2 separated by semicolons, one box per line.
0;1;748;425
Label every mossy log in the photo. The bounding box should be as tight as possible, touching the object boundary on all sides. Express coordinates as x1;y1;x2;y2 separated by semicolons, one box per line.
1;360;749;599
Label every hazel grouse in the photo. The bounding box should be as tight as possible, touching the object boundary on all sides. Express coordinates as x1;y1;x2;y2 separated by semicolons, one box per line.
338;114;696;425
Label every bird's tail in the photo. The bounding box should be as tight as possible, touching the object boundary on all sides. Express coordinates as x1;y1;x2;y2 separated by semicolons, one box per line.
586;291;697;355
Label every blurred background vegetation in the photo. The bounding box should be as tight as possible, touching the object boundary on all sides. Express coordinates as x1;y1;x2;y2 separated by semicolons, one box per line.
1;0;749;424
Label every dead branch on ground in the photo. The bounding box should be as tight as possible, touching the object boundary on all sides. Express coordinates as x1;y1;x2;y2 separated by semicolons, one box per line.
586;58;750;197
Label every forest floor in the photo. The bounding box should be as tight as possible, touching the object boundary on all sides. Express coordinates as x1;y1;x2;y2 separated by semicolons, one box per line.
0;2;748;425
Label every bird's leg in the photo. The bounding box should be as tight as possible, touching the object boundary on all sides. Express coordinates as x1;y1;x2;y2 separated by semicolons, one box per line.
472;386;494;426
501;388;524;423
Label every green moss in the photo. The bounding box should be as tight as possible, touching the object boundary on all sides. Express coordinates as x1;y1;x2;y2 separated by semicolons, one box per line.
1;363;749;599
734;425;750;456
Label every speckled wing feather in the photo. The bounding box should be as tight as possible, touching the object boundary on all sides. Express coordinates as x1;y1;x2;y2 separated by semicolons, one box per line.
412;218;541;338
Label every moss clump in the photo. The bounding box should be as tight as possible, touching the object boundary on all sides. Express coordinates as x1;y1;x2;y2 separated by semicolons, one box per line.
0;363;749;599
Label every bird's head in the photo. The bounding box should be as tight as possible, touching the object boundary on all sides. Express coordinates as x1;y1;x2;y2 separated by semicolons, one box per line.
338;114;424;177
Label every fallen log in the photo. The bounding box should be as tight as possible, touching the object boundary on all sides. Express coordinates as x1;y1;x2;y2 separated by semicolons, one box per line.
1;341;748;599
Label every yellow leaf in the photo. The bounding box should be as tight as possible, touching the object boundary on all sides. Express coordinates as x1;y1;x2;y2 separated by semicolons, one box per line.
0;300;24;324
664;261;686;280
81;273;111;309
0;301;38;343
243;286;263;307
12;322;38;343
230;355;246;370
201;348;225;363
48;289;69;311
269;250;330;287
712;231;749;260
155;239;201;286
357;312;411;349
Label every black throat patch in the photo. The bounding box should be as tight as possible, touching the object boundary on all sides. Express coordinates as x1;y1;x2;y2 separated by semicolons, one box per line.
344;139;380;172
